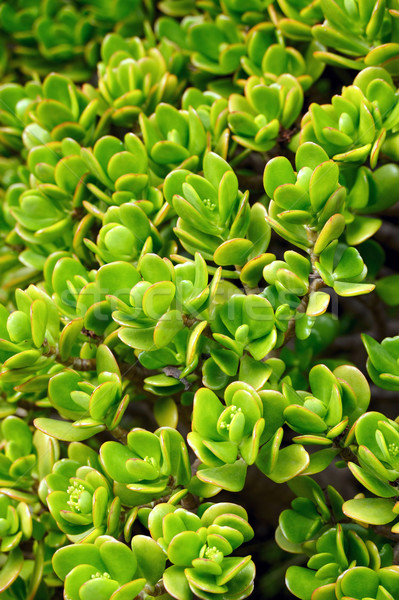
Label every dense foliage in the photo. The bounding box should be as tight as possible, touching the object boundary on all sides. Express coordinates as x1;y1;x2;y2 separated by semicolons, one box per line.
1;0;399;599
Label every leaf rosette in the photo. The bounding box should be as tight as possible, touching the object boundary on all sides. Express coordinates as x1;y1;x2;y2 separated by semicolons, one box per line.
165;151;270;265
146;501;255;600
228;73;304;152
0;493;32;553
100;427;191;506
95;33;186;127
43;442;121;543
52;535;146;600
300;68;399;166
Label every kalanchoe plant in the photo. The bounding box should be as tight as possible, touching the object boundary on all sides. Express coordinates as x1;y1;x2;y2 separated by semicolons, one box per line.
0;2;399;599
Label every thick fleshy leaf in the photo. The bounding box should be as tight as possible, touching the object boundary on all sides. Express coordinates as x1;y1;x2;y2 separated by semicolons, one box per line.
164;565;192;600
154;310;184;348
267;444;309;483
286;566;327;600
197;460;247;492
343;498;397;525
131;535;166;585
263;156;296;198
0;547;23;592
34;418;105;441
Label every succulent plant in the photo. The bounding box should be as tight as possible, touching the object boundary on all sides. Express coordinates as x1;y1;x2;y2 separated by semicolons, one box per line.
188;15;246;75
228;73;304;152
52;536;147;600
283;363;370;443
0;416;37;489
139;103;208;177
147;501;255;600
93;34;186;127
0;493;32;552
100;426;191;505
363;333;399;391
42;441;121;542
165;151;270;264
242;27;324;90
312;0;399;74
300;67;399;166
0;2;398;600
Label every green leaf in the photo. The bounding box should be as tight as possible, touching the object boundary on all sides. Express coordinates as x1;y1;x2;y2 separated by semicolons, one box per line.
168;531;202;566
376;275;399;306
131;535;166;585
197;460;247;492
90;381;118;421
362;334;399;375
346;216;382;246
314;214;345;255
340;567;379;599
284;405;327;434
279;506;321;545
139;254;173;283
154;398;178;428
164;565;192;600
79;578;119;599
286;566;327;600
0;547;23;592
119;327;155;351
348;462;397;498
111;580;146;600
214;239;253;267
59;318;84;361
30;300;48;348
309;161;339;212
343;498;397;525
143;282;175;319
34;418;105;441
263;156;296;198
306;292;330;316
296;143;329;170
266;444;309;483
154;310;184;348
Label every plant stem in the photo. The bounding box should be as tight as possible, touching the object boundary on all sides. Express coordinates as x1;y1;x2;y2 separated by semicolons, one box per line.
111;426;128;443
42;342;97;371
281;276;325;346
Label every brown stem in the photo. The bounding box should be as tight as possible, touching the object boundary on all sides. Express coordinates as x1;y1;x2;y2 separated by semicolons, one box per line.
334;441;359;465
181;492;201;511
373;525;399;543
182;314;213;339
42;342;97;371
111;426;128;444
278;276;325;349
163;366;191;390
138;581;167;598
